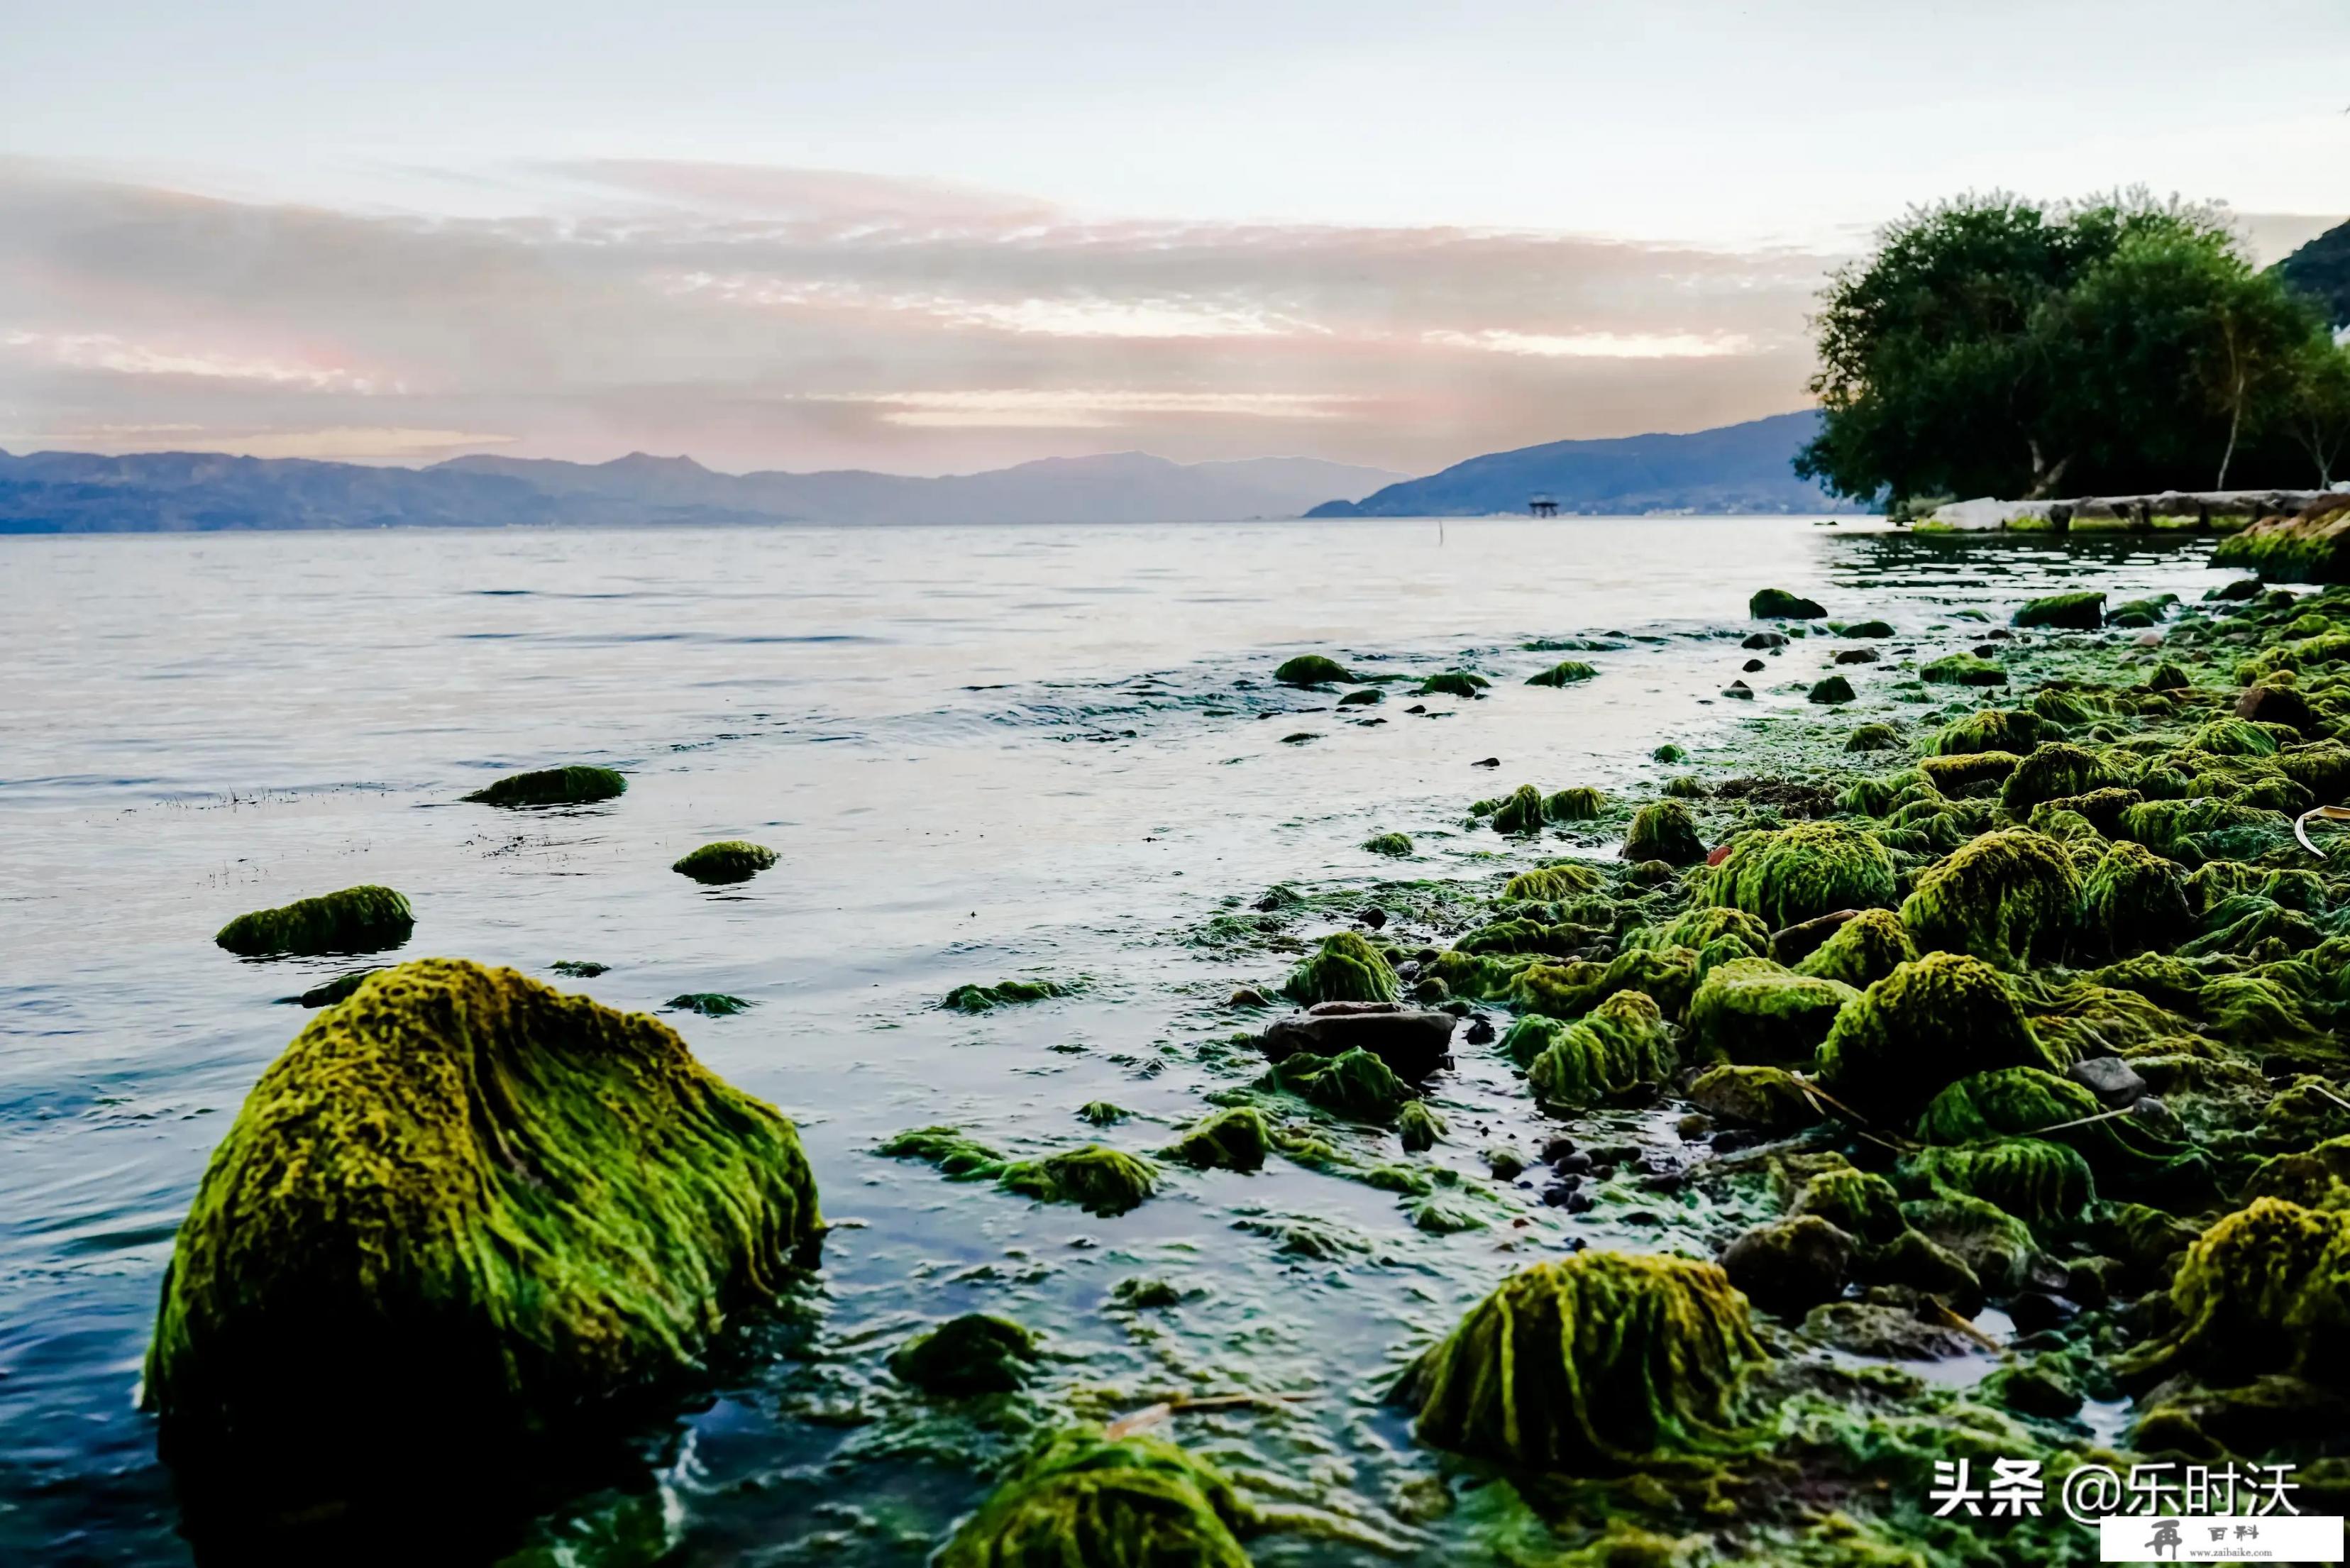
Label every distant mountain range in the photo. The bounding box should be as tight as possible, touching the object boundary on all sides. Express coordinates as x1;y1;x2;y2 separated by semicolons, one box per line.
2275;216;2350;331
0;448;1406;533
1304;410;1858;517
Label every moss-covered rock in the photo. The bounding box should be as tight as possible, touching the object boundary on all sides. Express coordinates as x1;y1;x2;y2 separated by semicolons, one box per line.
1000;1146;1159;1215
1792;909;1918;990
1684;959;1858;1066
1623;801;1706;866
1928;708;2042;756
1265;1047;1411;1122
1722;1215;1855;1315
1282;931;1400;1006
144;959;820;1479
667;991;751;1017
1491;783;1549;836
1392;1250;1766;1469
215;885;414;958
670;840;778;883
1916;751;2021;794
1419;670;1489;699
937;1425;1251;1568
1789;1166;1907;1245
1815;952;2059;1122
2119;1198;2350;1391
1162;1107;1270;1172
888;1313;1039;1396
1920;653;2007;686
1687;1064;1819;1131
1703;821;1896;930
1274;654;1353;686
1363;832;1414;857
1528;661;1599;687
877;1125;1009;1181
2013;591;2105;630
1545;786;1608;822
1846;723;1900;753
1503;861;1604;901
1526;990;1677;1107
2080;841;2196;956
1397;1098;1446;1152
1897;1140;2095;1227
463;765;627;807
945;978;1079;1012
1999;743;2126;812
1898;830;2079;969
1752;588;1827;619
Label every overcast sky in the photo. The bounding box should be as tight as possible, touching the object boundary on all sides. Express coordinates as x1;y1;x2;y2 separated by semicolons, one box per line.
2;0;2344;473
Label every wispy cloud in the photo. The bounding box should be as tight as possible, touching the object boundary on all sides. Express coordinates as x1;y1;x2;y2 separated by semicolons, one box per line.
0;158;1847;471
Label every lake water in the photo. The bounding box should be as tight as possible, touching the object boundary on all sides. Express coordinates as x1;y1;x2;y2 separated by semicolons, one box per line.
0;517;2239;1564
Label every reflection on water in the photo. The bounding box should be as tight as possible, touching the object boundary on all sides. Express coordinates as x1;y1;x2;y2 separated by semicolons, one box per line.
0;517;2234;1563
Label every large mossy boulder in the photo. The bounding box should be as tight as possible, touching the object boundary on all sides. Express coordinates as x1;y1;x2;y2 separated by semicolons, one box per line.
1684;959;1858;1066
1792;908;1918;990
1161;1107;1270;1172
144;959;820;1488
1265;1047;1411;1122
2080;841;2195;956
1898;829;2080;969
2119;1198;2350;1391
2000;742;2127;812
2210;495;2350;583
1392;1250;1765;1469
1524;989;1675;1108
215;885;414;958
2013;591;2104;630
1282;932;1399;1005
1814;952;2061;1122
463;765;627;807
938;1425;1252;1568
1701;821;1896;930
1928;708;2041;757
1000;1145;1159;1215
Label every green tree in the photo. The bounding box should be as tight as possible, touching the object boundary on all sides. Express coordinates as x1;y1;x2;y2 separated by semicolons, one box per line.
1797;193;2331;507
2282;338;2350;488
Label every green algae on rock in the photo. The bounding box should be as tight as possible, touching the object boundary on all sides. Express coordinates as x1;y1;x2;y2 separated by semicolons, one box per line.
215;885;414;958
1815;952;2058;1122
1397;1098;1446;1152
1898;829;2079;969
1265;1047;1411;1122
1788;1165;1907;1245
1362;832;1414;857
1544;786;1608;822
1528;660;1599;687
1792;909;1918;990
2119;1198;2350;1391
288;968;382;1008
1503;860;1605;901
2080;841;2195;955
1703;820;1896;930
1622;800;1706;866
944;978;1079;1012
1919;653;2007;686
1845;723;1899;752
1419;670;1489;699
1490;783;1549;836
1274;653;1353;685
462;764;627;807
888;1313;1039;1396
1394;1250;1766;1470
1929;707;2042;756
671;839;778;883
1162;1106;1271;1172
1684;959;1858;1066
1751;588;1826;619
144;959;820;1477
876;1125;1010;1181
1000;1145;1158;1215
2013;591;2105;630
666;991;752;1017
1999;742;2128;812
1283;931;1400;1005
1897;1139;2095;1227
937;1425;1252;1568
1525;990;1676;1108
1687;1064;1819;1131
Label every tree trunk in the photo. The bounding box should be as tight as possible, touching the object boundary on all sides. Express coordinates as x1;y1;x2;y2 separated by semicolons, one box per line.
2217;375;2243;491
2025;440;2070;500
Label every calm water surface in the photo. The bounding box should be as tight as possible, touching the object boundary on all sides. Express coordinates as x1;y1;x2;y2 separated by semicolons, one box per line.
0;517;2236;1564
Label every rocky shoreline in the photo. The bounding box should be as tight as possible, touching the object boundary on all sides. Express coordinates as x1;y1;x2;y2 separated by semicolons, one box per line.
155;564;2350;1564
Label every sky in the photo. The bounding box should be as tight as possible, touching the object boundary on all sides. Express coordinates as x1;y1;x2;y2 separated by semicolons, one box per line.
1;0;2345;475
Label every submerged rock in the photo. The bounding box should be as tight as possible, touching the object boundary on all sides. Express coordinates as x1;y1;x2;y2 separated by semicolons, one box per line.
1362;831;1414;857
2013;591;2105;630
1419;670;1489;699
1397;1098;1447;1152
888;1313;1038;1396
1527;660;1598;687
944;978;1079;1012
1393;1250;1766;1469
1161;1107;1271;1172
287;968;382;1008
667;991;753;1017
671;839;778;883
1265;1047;1411;1122
144;959;820;1500
1274;654;1353;685
215;885;414;959
462;765;627;807
1000;1146;1159;1215
938;1426;1252;1568
1257;1001;1455;1080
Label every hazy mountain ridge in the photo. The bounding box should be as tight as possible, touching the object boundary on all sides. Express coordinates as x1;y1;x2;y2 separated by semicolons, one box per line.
0;448;1406;533
1304;411;1865;517
2273;216;2350;329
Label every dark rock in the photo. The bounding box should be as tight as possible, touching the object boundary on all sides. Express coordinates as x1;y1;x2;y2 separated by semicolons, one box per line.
2068;1055;2147;1108
1539;1136;1577;1162
1803;1298;1977;1360
1857;1230;1985;1317
1257;1003;1457;1080
1563;1191;1595;1214
1472;756;1500;768
1723;1215;1854;1315
2131;1095;2185;1139
1742;631;1789;649
1553;1150;1592;1175
1462;1015;1496;1046
1742;658;1766;672
1832;648;1880;666
1768;907;1862;968
2236;683;2315;733
1356;907;1388;930
2003;1291;2075;1335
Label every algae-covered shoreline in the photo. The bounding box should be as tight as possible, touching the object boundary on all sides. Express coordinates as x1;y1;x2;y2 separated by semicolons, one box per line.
6;518;2332;1567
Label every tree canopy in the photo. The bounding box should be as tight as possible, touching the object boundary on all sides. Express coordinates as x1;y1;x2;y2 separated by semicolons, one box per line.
1795;193;2350;507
